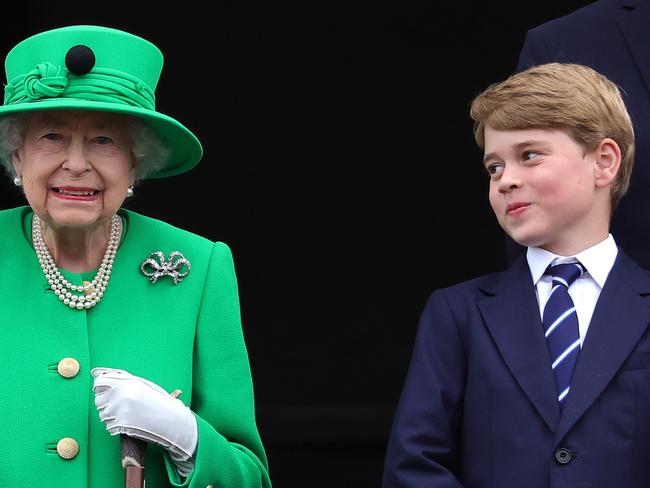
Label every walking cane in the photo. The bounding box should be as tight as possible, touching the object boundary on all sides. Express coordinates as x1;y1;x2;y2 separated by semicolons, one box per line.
122;436;147;488
121;389;183;488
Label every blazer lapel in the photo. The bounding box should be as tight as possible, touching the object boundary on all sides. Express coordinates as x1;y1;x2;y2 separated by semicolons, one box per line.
616;0;650;95
555;251;650;444
478;256;560;433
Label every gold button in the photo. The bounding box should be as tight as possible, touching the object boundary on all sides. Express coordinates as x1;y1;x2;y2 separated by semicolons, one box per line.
56;438;79;459
57;358;80;378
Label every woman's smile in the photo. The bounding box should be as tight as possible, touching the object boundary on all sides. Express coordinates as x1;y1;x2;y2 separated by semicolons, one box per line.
51;186;101;201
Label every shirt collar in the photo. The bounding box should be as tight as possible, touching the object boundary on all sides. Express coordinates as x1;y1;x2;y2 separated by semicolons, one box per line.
526;234;618;287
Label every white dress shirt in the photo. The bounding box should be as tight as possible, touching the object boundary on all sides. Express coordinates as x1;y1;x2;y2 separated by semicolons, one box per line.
526;235;618;346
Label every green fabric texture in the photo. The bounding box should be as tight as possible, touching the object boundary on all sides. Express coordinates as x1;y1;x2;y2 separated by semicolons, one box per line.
0;25;202;179
0;206;271;488
5;65;156;109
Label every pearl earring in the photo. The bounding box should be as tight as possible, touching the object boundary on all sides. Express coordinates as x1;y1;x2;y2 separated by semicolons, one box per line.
13;176;22;187
126;186;134;198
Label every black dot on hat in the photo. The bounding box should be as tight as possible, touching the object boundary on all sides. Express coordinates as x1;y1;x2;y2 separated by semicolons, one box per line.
65;45;96;75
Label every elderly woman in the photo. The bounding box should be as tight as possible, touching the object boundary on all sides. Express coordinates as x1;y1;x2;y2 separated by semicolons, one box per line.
0;25;270;488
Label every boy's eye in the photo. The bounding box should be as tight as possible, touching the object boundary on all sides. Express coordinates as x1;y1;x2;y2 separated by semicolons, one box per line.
523;150;540;160
485;163;504;177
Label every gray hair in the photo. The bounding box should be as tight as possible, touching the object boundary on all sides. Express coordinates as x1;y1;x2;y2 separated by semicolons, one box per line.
0;112;169;181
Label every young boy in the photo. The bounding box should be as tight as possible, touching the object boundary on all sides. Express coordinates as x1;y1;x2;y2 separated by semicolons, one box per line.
382;63;648;488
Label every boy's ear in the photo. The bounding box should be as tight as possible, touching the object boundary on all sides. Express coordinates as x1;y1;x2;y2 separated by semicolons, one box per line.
593;138;621;188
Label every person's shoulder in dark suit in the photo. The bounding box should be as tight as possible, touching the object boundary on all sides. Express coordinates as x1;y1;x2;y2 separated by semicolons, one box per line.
518;0;623;66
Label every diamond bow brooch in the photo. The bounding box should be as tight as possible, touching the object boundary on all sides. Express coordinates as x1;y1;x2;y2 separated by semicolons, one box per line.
140;251;191;285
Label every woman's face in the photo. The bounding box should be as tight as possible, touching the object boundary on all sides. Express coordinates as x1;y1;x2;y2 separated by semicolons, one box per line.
13;110;135;230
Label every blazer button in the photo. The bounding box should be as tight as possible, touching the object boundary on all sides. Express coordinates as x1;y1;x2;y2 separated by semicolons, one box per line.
57;358;80;378
555;447;572;464
56;438;79;459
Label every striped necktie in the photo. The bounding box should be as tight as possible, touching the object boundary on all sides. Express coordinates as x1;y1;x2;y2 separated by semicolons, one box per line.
543;262;585;405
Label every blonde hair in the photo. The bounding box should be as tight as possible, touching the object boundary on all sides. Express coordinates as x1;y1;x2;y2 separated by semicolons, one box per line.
470;63;635;209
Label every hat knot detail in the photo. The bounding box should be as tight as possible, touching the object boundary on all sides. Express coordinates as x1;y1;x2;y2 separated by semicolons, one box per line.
24;63;68;100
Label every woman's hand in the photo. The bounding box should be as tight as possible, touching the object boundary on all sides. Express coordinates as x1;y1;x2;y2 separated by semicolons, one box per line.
91;367;197;476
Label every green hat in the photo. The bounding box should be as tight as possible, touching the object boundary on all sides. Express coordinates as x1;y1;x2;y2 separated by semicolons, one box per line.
0;25;202;179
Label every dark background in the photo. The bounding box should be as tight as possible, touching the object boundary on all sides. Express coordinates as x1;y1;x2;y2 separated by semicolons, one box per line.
0;2;595;486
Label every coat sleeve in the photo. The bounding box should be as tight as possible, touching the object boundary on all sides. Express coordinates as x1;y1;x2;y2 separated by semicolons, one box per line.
165;241;271;488
382;290;467;488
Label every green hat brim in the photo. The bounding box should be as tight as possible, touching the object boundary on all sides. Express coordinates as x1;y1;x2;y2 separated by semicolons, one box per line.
0;98;202;179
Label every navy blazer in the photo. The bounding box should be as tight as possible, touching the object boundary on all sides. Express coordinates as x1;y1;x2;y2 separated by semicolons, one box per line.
506;0;650;269
383;251;650;487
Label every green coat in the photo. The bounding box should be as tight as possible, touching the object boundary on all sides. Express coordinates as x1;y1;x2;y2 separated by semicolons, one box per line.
0;206;271;488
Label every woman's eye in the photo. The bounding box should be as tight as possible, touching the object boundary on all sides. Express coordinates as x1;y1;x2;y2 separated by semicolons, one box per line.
485;163;504;176
94;136;113;145
42;132;62;141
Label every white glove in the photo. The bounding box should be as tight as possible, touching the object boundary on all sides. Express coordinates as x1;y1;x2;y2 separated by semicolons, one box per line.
91;367;198;477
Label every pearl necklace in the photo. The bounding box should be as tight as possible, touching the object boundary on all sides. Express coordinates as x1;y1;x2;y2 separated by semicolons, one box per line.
32;214;121;310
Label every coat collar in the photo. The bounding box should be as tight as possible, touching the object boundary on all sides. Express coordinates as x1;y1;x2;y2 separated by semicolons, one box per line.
477;255;561;433
477;251;650;441
555;250;650;443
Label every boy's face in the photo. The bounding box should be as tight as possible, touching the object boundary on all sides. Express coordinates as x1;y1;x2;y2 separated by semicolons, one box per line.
483;126;609;255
